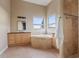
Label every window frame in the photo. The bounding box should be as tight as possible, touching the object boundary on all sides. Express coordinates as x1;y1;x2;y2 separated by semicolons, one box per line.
32;16;44;29
48;16;56;28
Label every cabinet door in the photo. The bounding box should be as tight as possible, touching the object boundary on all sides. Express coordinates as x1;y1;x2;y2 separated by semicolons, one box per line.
21;33;31;45
15;34;22;45
21;34;27;45
8;34;16;46
63;15;78;57
26;33;31;44
63;0;78;16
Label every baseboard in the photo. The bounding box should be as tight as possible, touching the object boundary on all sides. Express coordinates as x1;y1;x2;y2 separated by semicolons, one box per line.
0;46;8;55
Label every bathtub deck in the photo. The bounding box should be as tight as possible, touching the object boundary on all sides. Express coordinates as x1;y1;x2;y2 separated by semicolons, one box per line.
0;46;59;58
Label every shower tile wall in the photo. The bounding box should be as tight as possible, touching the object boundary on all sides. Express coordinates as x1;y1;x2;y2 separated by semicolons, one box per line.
62;0;78;57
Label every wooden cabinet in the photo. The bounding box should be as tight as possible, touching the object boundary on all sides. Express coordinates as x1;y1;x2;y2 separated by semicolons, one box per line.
8;34;16;46
51;33;56;48
63;15;78;57
63;0;78;16
8;32;31;46
15;34;22;45
51;37;56;48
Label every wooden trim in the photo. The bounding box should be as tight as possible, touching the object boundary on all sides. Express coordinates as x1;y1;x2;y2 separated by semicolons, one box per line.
64;13;78;17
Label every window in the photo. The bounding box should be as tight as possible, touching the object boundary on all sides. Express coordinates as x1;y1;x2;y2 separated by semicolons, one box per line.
48;16;56;28
33;17;44;29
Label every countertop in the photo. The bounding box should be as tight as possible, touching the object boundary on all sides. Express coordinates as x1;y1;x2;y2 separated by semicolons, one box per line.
8;32;31;34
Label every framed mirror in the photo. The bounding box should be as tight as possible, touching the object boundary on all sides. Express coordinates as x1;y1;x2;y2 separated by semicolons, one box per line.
17;16;26;32
18;21;26;31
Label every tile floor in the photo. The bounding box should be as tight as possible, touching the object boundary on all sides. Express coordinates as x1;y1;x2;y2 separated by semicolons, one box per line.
0;46;59;58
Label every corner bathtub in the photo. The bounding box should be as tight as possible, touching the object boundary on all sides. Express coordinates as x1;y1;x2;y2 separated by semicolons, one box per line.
31;34;52;49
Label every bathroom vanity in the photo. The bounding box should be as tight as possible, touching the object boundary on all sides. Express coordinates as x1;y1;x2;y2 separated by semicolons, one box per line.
8;32;31;46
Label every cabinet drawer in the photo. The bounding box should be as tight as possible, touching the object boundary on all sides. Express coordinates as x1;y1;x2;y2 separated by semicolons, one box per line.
8;34;16;45
9;41;15;44
8;34;15;40
15;34;22;44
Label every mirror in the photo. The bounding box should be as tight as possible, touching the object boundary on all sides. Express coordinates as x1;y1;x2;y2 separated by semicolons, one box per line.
17;16;26;32
18;21;26;32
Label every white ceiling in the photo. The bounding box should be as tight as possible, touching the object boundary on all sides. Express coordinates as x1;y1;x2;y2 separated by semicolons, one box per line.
23;0;52;6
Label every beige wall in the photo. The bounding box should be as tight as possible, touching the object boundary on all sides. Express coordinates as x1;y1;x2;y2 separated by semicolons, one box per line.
47;0;58;16
11;0;47;34
11;0;60;34
11;0;61;50
0;0;10;54
47;0;56;34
